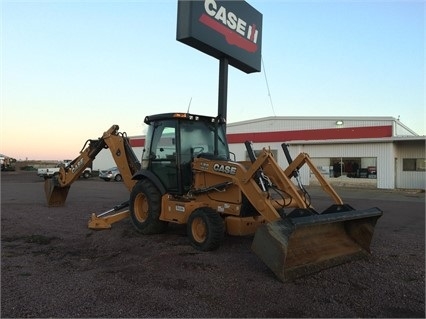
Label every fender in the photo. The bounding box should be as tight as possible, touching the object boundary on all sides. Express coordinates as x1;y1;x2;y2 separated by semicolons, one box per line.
132;169;166;195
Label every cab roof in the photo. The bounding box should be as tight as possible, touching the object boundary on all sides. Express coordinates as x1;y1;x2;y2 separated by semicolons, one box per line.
144;112;226;125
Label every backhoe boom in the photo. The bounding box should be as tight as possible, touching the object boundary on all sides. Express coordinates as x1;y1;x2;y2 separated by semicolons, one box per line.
45;125;141;207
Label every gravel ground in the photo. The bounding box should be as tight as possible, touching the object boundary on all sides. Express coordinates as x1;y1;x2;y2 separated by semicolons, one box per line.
1;170;425;318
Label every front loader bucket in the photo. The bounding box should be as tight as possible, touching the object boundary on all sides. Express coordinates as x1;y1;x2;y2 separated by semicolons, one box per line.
252;207;382;282
44;178;70;207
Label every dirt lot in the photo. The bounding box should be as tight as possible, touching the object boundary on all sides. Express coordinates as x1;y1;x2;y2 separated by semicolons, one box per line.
1;171;425;318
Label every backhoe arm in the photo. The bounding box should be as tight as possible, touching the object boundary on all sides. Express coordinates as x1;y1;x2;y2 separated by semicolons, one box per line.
45;125;141;206
55;127;113;187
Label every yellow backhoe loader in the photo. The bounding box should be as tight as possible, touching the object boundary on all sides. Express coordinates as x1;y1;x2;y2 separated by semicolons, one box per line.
45;112;382;281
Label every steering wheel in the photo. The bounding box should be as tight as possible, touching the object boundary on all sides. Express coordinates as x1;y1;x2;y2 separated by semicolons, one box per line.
192;146;205;156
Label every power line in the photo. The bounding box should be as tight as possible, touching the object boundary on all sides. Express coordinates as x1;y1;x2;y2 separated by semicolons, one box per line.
262;56;276;117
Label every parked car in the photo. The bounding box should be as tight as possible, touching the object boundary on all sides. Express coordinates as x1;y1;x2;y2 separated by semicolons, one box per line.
99;167;122;182
37;160;91;179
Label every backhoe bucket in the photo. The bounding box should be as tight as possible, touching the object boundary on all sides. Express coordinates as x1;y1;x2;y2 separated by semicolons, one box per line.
44;178;70;207
252;207;382;282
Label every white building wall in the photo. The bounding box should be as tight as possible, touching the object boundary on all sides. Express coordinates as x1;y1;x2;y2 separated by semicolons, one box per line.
110;117;424;190
228;141;397;189
117;139;423;190
290;142;395;189
227;117;395;134
93;147;144;171
380;144;396;189
394;142;426;189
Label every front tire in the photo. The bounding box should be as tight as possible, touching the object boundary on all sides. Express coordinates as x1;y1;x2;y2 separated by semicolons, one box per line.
129;179;167;234
187;208;224;251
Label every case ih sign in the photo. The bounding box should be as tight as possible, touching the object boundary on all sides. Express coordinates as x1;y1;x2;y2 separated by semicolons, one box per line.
177;0;262;73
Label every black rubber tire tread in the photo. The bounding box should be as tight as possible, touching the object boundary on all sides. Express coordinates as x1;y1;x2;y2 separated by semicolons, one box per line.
83;171;91;179
129;179;167;234
114;174;122;182
187;207;225;251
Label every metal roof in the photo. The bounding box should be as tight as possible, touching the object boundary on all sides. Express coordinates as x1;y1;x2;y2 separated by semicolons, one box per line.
286;135;425;145
227;116;419;137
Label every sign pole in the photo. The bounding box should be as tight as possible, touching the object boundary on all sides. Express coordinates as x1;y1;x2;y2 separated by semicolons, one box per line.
218;57;229;129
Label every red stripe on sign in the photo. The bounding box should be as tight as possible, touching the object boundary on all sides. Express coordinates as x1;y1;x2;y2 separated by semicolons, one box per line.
199;13;258;53
226;125;393;143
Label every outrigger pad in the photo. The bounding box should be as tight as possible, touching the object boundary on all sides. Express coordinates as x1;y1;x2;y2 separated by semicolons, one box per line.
44;178;70;207
251;207;382;282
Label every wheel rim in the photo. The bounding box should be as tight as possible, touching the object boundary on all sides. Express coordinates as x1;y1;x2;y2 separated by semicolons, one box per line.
191;217;207;243
134;193;149;222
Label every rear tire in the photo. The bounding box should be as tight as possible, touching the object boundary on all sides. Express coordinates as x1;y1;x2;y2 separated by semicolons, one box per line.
129;179;167;234
83;171;91;179
114;174;122;182
187;208;224;251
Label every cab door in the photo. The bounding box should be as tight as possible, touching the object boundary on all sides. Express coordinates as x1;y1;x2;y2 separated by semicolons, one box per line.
147;121;179;193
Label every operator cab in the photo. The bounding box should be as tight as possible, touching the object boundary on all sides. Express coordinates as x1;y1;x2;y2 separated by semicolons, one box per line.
141;113;230;195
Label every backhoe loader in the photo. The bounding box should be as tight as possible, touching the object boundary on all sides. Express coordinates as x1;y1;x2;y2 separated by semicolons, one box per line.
45;112;382;281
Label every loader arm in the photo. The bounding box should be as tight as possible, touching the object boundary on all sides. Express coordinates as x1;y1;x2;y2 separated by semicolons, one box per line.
239;149;310;215
193;147;308;222
45;125;141;206
283;152;343;205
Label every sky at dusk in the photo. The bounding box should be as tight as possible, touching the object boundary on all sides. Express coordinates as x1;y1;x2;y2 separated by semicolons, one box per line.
1;0;425;160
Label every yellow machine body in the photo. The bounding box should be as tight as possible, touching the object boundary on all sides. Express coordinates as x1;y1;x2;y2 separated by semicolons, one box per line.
44;117;382;282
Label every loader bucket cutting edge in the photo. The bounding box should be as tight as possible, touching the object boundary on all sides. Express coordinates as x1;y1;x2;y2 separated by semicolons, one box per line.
44;178;70;207
251;207;383;282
